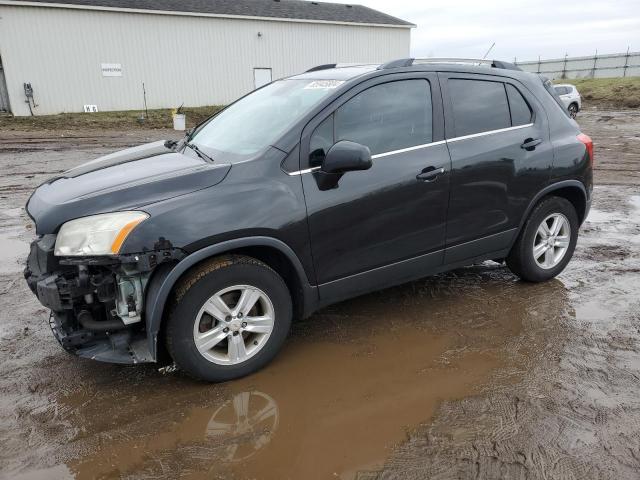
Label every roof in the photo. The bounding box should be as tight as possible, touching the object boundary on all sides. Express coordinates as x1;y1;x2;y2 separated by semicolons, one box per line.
2;0;415;26
289;59;537;83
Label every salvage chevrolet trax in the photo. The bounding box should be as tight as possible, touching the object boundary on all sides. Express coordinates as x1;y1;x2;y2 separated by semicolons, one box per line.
24;59;593;382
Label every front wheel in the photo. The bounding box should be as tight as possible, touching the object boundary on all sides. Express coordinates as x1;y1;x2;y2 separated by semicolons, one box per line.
506;196;579;282
165;255;292;382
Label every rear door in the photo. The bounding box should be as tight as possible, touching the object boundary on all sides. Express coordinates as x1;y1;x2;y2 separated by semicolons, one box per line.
440;73;552;263
299;73;450;297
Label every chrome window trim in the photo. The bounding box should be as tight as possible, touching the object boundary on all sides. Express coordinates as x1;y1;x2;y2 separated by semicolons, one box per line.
287;123;534;176
371;140;446;159
287;140;446;175
287;166;321;176
446;123;533;143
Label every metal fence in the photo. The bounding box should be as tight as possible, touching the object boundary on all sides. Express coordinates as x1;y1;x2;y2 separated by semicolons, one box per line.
514;50;640;80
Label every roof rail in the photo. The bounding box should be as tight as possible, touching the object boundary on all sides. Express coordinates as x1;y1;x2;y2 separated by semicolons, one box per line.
377;58;414;70
306;62;380;72
378;58;522;71
306;63;337;72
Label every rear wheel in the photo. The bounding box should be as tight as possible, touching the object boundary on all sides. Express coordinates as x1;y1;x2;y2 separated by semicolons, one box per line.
568;103;579;119
165;255;292;382
506;196;578;282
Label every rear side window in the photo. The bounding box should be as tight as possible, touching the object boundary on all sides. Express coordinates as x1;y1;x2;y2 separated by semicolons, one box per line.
506;84;533;126
554;86;569;95
334;80;432;155
448;79;511;137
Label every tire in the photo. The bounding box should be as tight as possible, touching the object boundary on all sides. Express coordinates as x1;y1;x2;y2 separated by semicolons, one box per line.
165;255;292;382
506;196;579;282
568;103;579;119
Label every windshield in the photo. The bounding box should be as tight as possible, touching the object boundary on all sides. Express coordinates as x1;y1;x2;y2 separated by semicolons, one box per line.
190;79;343;158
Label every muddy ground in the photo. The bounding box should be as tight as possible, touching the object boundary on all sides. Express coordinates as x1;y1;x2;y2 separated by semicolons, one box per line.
0;109;639;480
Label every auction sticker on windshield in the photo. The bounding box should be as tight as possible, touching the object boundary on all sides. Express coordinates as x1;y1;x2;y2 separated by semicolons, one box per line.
304;80;344;90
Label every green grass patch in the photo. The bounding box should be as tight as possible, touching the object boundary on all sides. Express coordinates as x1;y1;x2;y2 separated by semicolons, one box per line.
556;77;640;109
0;105;225;132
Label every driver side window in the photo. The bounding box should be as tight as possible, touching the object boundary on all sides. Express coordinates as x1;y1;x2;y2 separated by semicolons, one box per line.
308;79;432;167
309;115;334;168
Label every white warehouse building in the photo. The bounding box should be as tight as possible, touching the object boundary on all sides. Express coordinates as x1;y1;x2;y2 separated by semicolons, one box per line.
0;0;413;116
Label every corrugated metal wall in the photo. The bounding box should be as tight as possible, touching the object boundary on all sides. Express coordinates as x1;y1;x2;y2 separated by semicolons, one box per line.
0;5;411;116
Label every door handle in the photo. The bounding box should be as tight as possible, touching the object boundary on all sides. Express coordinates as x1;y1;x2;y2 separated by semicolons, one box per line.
416;167;445;182
521;138;542;151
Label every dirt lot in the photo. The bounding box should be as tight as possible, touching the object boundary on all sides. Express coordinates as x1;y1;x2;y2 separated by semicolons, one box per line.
1;109;639;480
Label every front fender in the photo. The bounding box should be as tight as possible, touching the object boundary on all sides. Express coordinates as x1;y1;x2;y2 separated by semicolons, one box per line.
143;236;316;360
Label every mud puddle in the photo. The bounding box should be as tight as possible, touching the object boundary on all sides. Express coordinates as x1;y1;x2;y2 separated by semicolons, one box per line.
0;207;30;275
3;265;533;480
1;267;566;480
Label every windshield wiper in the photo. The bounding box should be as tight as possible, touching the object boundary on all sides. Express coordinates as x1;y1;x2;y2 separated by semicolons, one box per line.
183;141;214;163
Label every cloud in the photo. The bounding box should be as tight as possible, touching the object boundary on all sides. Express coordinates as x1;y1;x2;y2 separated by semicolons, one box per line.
337;0;640;60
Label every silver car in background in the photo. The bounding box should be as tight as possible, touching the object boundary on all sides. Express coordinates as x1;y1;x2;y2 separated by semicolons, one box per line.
554;84;582;118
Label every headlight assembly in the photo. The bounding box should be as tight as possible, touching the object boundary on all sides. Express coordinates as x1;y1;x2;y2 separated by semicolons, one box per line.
54;211;149;256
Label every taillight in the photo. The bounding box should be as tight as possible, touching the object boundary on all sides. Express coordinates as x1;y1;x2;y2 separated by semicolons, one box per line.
577;133;593;166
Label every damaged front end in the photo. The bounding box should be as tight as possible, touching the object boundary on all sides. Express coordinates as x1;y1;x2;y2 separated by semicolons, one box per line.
25;234;183;364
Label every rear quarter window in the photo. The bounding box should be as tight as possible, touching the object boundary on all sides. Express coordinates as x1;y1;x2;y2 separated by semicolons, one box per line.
506;84;533;126
542;77;571;118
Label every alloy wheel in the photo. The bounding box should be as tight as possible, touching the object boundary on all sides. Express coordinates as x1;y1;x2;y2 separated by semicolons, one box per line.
532;213;571;269
193;285;275;365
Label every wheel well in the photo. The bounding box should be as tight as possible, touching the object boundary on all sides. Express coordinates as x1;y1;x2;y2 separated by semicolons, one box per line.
171;246;305;321
569;102;579;110
543;186;587;223
230;246;305;319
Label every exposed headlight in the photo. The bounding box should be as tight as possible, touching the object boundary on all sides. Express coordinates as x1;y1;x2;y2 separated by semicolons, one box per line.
54;211;149;256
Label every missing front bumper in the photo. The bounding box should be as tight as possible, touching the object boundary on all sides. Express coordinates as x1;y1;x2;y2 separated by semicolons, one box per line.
26;235;184;365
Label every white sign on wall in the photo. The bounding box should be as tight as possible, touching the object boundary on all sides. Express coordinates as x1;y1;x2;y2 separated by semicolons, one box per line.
101;63;122;77
83;105;98;113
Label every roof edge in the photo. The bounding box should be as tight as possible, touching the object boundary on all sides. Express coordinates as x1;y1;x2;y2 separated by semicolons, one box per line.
0;1;416;28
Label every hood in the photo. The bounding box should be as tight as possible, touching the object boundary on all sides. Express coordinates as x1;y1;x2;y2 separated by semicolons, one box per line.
27;141;231;234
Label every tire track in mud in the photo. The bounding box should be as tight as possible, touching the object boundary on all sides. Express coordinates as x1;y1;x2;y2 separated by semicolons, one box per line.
374;184;640;480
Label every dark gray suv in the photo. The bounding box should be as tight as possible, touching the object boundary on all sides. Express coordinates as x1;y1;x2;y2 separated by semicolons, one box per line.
24;58;593;382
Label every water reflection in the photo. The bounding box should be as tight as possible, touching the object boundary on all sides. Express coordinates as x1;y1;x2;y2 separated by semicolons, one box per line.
205;391;279;463
55;266;570;480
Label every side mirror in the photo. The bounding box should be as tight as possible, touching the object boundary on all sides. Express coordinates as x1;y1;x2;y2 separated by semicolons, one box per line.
315;141;372;191
321;140;372;174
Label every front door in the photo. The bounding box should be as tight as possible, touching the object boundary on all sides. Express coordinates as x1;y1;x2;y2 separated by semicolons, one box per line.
299;74;451;299
439;73;552;262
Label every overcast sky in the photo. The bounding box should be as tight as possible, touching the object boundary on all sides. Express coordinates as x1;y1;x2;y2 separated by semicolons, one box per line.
335;0;640;61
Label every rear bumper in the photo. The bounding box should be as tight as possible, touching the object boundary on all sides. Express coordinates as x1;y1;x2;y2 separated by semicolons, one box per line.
25;235;182;364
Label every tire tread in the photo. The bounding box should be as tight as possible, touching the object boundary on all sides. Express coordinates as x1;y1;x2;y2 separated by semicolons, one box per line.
164;254;285;382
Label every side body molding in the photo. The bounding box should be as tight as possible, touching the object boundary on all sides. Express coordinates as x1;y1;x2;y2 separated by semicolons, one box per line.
144;236;317;360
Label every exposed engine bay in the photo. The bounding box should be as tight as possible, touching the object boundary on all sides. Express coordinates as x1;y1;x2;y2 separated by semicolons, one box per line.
24;234;184;364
